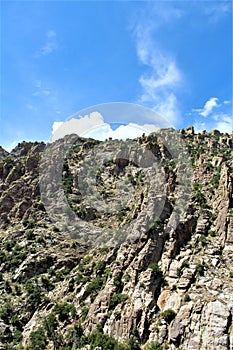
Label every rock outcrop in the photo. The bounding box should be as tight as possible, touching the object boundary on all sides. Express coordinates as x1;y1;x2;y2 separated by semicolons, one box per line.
0;128;232;349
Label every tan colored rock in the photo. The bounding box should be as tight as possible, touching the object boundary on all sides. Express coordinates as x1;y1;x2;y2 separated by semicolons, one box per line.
157;290;172;311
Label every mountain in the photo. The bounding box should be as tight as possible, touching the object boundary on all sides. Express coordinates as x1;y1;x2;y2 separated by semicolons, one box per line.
0;127;232;350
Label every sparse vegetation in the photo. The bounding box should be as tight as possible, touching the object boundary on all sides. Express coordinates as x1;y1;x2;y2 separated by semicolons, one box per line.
145;341;163;350
196;263;205;276
148;262;162;276
0;130;232;349
161;309;176;324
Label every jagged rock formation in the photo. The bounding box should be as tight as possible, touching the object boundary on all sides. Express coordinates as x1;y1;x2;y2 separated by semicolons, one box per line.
0;128;232;350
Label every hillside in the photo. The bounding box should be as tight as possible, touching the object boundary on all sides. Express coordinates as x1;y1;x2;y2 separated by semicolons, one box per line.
0;127;232;350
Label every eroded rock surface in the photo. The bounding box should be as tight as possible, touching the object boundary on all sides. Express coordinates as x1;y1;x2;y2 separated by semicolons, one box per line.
0;129;232;349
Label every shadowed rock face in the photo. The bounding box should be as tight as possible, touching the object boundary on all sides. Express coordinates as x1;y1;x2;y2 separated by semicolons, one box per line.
0;129;232;349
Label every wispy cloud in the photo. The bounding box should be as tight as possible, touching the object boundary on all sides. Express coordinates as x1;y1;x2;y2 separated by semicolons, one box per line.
31;80;52;98
201;1;232;23
33;89;51;97
25;79;61;119
132;4;183;126
35;30;58;57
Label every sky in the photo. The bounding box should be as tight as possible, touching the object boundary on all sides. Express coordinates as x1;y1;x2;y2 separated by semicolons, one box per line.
0;0;232;151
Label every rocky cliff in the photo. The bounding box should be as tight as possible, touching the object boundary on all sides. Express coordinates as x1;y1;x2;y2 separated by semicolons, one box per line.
0;127;232;350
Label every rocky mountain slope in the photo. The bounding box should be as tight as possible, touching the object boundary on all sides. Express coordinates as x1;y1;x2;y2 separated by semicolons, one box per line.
0;127;232;350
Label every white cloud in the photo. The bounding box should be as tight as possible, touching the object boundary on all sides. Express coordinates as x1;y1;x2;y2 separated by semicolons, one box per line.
51;112;157;142
214;114;233;134
133;6;183;126
34;80;42;88
194;113;232;134
35;30;58;57
193;97;220;117
47;30;56;39
193;97;232;133
84;122;157;141
33;89;51;97
52;121;64;134
52;112;107;141
154;93;180;126
201;2;231;23
193;121;207;134
25;103;37;112
137;48;181;125
139;61;181;93
200;97;219;117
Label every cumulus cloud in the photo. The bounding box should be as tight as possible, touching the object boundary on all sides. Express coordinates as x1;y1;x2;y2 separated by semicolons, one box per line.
51;112;157;142
214;114;233;134
35;30;58;57
193;97;232;133
84;122;157;141
194;113;232;134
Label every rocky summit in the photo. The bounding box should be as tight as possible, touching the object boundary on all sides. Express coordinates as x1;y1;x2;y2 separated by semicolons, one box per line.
0;127;232;350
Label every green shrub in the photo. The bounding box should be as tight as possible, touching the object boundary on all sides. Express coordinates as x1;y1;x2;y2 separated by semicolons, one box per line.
209;230;217;237
94;260;106;272
37;202;45;211
81;306;89;321
86;276;106;297
13;329;22;343
26;230;35;240
109;294;128;309
113;274;123;290
79;328;127;350
103;267;112;279
43;312;58;339
196;263;205;276
25;280;46;309
193;182;202;191
145;341;163;350
148;263;162;276
4;280;12;293
0;250;6;263
83;255;92;264
53;302;76;322
41;276;54;291
161;309;176;324
99;246;109;254
4;239;16;251
14;283;22;296
23;219;35;229
0;300;13;323
28;326;47;350
125;336;140;349
199;235;207;245
210;173;221;189
184;293;191;302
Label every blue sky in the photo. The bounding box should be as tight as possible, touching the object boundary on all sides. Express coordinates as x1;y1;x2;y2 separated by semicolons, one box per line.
0;0;232;150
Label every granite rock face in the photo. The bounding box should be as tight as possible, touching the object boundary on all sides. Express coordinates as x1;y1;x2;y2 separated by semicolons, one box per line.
0;129;232;349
